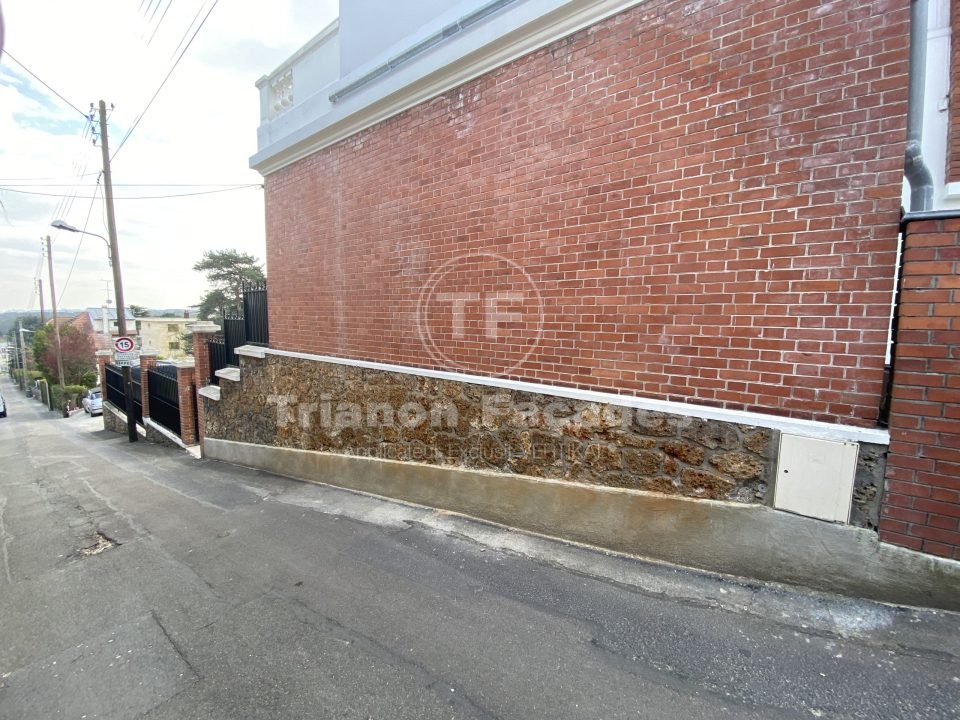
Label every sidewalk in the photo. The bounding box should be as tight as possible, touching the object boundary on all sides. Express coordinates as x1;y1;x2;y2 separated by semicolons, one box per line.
1;377;958;719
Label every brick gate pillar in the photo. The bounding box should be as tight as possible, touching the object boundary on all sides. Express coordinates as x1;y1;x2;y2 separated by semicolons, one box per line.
95;350;112;390
189;321;220;450
139;352;158;419
171;359;198;446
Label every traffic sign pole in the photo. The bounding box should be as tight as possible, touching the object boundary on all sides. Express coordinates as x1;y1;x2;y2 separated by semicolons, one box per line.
113;337;138;442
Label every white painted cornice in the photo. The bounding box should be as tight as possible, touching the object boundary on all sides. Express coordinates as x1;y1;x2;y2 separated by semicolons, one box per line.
251;0;647;176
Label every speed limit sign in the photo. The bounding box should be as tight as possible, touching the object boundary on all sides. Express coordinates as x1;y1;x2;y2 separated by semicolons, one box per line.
114;336;135;353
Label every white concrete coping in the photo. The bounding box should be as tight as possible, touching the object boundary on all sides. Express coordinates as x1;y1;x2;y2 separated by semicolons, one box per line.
215;367;241;382
188;321;221;335
235;345;267;359
145;417;195;450
246;346;890;446
168;358;196;369
199;385;222;401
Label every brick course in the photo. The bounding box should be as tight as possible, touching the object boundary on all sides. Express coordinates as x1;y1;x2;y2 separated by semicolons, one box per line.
264;0;908;426
190;324;219;447
140;353;158;420
176;364;198;446
881;218;960;560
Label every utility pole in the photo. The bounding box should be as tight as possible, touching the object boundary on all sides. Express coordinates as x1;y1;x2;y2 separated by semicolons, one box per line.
45;235;66;389
17;321;28;391
38;278;45;325
97;99;137;442
16;320;23;390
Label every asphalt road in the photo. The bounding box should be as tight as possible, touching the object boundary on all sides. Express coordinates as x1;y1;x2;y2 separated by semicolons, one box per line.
1;377;958;720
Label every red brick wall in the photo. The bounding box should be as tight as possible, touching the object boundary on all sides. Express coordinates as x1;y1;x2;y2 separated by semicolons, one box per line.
264;0;909;426
140;353;158;420
190;325;219;447
880;218;960;560
176;365;197;446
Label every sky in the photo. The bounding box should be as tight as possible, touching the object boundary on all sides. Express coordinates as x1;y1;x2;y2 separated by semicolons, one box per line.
0;0;338;313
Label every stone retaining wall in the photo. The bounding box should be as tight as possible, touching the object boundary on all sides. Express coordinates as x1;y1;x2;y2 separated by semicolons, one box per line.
205;354;780;504
102;402;127;435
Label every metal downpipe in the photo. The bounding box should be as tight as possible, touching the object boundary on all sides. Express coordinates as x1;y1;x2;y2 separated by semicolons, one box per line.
905;0;934;212
881;0;935;425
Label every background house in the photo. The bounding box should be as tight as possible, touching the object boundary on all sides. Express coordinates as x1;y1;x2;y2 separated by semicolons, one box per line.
135;316;193;359
196;0;960;569
71;306;138;353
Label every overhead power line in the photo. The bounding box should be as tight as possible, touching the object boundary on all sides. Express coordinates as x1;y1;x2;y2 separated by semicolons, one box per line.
0;172;102;181
146;0;173;45
1;50;90;120
57;176;103;308
111;0;220;160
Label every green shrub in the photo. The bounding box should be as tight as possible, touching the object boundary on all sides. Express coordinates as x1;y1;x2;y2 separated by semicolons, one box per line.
52;384;88;411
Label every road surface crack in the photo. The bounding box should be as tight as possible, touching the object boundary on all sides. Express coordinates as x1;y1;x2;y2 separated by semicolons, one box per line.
151;609;202;681
0;494;13;584
284;594;504;720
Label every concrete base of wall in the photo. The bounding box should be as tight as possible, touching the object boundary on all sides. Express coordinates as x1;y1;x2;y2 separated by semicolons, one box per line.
102;403;147;439
144;417;197;452
206;438;960;610
102;403;128;435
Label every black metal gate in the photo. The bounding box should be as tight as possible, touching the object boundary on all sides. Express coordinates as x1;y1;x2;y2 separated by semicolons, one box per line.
208;338;227;385
243;283;269;346
203;282;267;386
105;364;143;426
223;315;246;367
105;364;125;408
148;368;181;436
130;367;143;426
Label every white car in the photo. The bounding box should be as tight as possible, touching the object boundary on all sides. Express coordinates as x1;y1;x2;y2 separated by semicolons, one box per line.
82;389;103;416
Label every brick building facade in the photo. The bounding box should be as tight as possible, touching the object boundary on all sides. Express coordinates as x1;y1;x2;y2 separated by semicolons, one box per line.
881;216;960;559
196;0;960;571
264;0;907;427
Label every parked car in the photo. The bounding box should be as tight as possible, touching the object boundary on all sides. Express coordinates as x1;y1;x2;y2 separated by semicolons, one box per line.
82;389;103;416
0;394;6;418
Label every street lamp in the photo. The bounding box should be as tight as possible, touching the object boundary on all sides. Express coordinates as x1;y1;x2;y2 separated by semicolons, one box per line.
51;217;136;441
51;220;112;265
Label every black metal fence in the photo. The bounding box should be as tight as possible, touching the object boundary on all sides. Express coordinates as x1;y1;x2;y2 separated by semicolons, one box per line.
243;283;269;346
104;363;143;426
104;364;125;409
208;338;227;385
153;362;178;379
202;283;267;386
223;315;246;367
148;368;181;436
130;367;143;426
